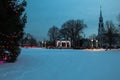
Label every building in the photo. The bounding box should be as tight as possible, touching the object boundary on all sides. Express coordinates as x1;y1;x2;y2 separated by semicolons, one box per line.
97;6;105;48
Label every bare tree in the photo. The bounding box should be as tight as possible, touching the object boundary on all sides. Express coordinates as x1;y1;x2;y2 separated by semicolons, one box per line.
60;19;87;47
21;33;38;47
104;20;119;49
117;13;120;34
117;13;120;47
118;13;120;23
47;26;60;46
89;34;97;40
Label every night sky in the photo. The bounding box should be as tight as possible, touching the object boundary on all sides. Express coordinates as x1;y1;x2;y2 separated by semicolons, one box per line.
25;0;120;40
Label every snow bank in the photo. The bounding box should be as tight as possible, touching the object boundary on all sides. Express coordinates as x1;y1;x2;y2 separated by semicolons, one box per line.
85;48;105;51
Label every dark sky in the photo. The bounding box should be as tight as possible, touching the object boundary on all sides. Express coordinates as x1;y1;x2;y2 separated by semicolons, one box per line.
25;0;120;40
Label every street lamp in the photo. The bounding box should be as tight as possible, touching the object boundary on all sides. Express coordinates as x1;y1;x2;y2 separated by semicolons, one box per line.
91;39;93;49
44;41;46;48
96;40;98;48
42;41;44;47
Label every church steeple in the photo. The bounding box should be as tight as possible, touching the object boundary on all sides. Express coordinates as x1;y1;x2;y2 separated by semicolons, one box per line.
99;6;103;23
98;6;105;47
98;6;104;35
100;6;102;17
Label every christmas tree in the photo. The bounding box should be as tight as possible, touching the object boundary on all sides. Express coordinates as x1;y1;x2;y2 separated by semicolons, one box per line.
0;0;27;62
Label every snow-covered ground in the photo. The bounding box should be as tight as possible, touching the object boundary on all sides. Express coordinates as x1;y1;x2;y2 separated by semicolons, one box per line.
0;48;120;80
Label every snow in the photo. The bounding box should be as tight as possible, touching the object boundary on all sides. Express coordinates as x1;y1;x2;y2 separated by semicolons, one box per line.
0;48;120;80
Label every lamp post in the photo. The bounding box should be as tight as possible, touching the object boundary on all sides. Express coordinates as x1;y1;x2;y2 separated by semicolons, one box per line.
96;40;98;48
91;39;93;49
42;41;44;47
44;41;46;48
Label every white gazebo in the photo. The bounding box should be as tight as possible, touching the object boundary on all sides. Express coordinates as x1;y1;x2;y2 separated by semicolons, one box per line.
56;40;71;48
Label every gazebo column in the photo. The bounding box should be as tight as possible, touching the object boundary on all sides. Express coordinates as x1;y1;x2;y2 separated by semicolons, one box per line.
60;42;62;47
69;42;71;48
65;41;67;48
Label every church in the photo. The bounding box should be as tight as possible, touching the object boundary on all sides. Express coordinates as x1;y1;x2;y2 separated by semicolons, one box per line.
97;7;106;48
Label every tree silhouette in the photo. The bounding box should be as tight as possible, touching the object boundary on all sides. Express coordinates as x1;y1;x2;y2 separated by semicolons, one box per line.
21;33;38;47
0;0;27;62
60;20;87;48
104;20;119;49
48;26;60;46
118;13;120;23
118;13;120;34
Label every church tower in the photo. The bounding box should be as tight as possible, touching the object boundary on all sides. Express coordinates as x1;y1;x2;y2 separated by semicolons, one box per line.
98;6;105;35
98;6;105;47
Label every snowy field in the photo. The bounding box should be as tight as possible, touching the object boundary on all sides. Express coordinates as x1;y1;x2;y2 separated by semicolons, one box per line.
0;48;120;80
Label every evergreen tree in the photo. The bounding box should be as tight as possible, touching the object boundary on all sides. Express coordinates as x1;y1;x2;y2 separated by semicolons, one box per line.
0;0;27;62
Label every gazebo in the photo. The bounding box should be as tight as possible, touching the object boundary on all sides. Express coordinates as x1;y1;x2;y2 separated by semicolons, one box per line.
56;40;71;48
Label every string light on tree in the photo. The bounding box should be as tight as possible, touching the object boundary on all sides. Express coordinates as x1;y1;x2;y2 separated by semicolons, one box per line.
0;0;27;62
